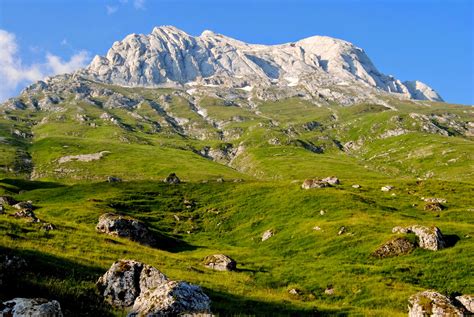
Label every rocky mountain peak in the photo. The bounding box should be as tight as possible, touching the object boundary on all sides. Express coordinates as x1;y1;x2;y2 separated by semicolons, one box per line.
79;26;443;102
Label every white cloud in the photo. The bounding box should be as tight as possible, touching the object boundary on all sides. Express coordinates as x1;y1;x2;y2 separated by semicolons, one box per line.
106;5;118;15
0;29;90;102
133;0;146;10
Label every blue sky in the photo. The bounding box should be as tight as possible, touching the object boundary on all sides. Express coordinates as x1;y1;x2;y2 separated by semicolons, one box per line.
0;0;473;104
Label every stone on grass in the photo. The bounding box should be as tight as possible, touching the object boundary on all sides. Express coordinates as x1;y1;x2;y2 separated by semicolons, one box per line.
97;259;211;316
424;202;444;212
456;295;474;313
321;176;340;185
392;225;447;251
203;254;236;271
381;185;394;192
0;298;63;317
0;195;18;206
261;229;274;241
13;201;34;210
301;179;330;189
96;213;155;246
408;290;466;317
372;237;415;258
352;184;361;189
164;173;181;184
106;176;122;183
337;226;346;235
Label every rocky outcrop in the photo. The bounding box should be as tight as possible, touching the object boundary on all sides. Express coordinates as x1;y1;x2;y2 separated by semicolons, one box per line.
164;173;181;184
301;177;339;189
408;290;466;317
58;151;110;164
96;213;155;246
97;260;211;316
372;237;415;258
0;298;63;317
392;225;446;251
203;254;237;271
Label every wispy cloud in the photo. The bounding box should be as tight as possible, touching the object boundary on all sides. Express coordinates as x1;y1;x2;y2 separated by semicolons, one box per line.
0;29;90;102
133;0;146;10
106;5;118;15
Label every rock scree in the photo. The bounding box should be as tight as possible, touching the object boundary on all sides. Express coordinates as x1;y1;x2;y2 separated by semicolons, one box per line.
97;259;211;316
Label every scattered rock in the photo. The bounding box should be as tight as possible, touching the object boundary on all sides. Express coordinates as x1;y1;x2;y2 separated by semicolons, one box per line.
41;223;56;231
97;260;211;315
0;195;18;206
372;237;415;258
313;226;321;231
106;176;122;183
424;202;444;212
320;210;326;216
422;197;447;204
301;179;330;189
288;288;300;295
261;229;274;241
381;185;394;192
58;151;110;164
0;298;63;317
321;176;340;185
456;295;474;313
13;201;34;210
337;226;346;235
352;184;361;189
408;290;466;317
13;209;39;222
203;254;236;271
96;213;155;246
324;286;335;295
216;177;224;183
164;173;181;184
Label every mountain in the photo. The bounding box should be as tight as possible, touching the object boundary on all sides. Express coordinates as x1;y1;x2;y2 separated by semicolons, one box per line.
0;26;472;317
83;25;442;103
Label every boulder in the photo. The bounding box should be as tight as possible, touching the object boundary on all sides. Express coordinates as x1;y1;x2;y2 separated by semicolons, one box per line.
392;225;446;251
164;173;181;184
381;185;394;192
106;176;122;183
13;209;39;222
261;229;274;241
96;213;155;246
408;290;465;317
0;298;63;317
203;254;237;271
352;184;361;189
301;179;330;189
372;237;415;258
0;195;18;206
97;260;211;316
456;295;474;313
408;225;446;251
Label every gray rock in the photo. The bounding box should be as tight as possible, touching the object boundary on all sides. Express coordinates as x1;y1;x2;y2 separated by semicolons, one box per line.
97;260;211;316
372;237;415;258
0;195;18;206
96;213;155;246
381;185;394;192
301;179;331;189
408;290;465;317
13;209;39;222
337;226;346;235
392;225;446;251
164;173;181;184
321;176;340;185
203;254;236;271
261;229;274;241
107;176;122;183
352;184;361;189
456;295;474;313
424;202;444;212
0;298;63;317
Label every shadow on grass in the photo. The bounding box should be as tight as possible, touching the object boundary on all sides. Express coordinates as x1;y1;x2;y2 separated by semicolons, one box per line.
205;288;351;316
0;247;115;317
0;178;65;192
444;234;460;248
149;230;199;253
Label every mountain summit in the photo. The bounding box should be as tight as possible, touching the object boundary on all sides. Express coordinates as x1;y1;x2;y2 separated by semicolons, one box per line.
83;25;442;102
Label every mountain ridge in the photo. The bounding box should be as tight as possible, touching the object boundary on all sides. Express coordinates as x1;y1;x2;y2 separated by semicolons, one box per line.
81;25;443;102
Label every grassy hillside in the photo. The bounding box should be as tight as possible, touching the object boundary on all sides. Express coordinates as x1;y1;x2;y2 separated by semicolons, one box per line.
0;82;473;315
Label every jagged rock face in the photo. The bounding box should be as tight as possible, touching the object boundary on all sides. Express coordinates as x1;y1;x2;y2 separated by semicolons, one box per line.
97;260;211;316
0;298;63;317
83;25;442;102
203;254;237;271
96;213;155;246
408;291;466;317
